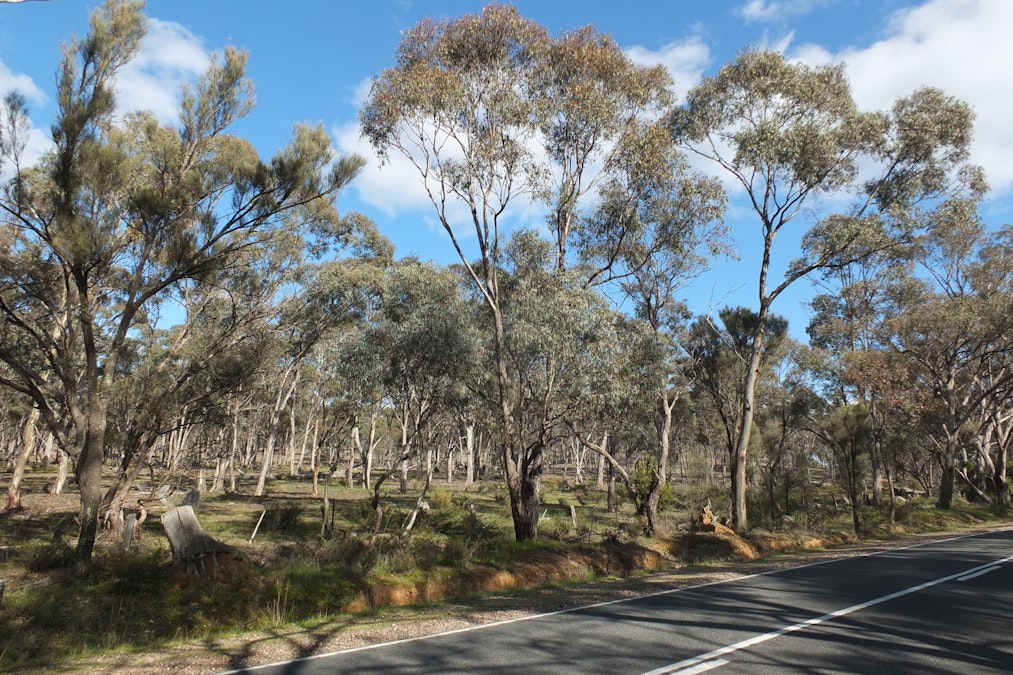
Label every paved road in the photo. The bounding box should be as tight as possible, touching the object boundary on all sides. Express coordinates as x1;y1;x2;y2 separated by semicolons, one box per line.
222;529;1013;674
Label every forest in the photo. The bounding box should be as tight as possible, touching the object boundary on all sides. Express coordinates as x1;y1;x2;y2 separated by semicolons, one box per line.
0;1;1011;665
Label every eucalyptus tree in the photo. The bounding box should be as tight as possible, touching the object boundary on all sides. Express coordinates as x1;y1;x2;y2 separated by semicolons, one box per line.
576;121;727;534
361;4;672;540
0;0;365;563
671;50;981;532
887;202;1013;509
252;250;387;496
363;259;478;532
807;244;918;505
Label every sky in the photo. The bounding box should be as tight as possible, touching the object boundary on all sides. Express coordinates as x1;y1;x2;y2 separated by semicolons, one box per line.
1;0;1011;338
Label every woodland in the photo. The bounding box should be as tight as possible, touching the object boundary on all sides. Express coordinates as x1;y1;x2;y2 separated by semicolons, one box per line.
0;0;1011;667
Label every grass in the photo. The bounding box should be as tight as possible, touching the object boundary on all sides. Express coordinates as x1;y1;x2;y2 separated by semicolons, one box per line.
0;472;1009;671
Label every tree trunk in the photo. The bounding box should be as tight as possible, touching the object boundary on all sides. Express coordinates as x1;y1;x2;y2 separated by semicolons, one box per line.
936;439;957;509
508;472;540;540
160;505;235;577
732;331;764;534
255;371;300;497
6;407;40;511
995;448;1010;512
596;445;606;490
254;434;277;498
75;397;109;565
54;450;71;494
349;425;362;489
464;422;475;485
491;302;541;541
645;395;675;537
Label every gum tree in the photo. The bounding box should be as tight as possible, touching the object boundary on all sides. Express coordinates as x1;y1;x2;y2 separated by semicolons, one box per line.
671;50;979;532
361;4;672;540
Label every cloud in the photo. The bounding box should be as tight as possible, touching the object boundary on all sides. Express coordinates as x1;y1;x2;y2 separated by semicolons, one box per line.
737;0;832;22
791;0;1013;195
0;58;45;104
333;114;551;253
333;119;440;219
624;35;711;102
115;18;210;124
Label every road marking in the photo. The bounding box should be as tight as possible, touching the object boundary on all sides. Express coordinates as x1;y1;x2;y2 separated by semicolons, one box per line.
666;658;729;674
957;564;1001;581
640;555;1012;675
217;529;1013;674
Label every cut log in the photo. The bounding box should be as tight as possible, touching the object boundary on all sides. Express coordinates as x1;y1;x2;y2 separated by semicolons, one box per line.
160;505;237;577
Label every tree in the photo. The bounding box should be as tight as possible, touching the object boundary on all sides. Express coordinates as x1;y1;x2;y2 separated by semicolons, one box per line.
887;202;1013;509
364;259;477;534
576;121;727;534
0;0;364;563
671;50;980;532
688;306;790;523
361;4;672;540
817;403;872;537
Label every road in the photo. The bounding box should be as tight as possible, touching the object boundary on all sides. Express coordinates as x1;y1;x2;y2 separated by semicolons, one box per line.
221;528;1013;674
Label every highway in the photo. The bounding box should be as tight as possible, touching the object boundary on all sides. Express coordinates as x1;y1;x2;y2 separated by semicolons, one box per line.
222;528;1013;674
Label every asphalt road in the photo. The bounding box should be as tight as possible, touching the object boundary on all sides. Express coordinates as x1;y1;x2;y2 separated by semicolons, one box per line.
221;528;1013;674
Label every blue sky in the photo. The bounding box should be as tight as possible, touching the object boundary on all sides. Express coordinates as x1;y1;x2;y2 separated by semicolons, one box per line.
1;0;1011;338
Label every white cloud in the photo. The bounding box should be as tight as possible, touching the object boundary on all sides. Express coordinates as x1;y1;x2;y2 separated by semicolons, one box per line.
791;0;1013;195
334;113;552;254
333;119;440;219
0;58;44;104
115;18;210;124
624;36;711;103
737;0;832;22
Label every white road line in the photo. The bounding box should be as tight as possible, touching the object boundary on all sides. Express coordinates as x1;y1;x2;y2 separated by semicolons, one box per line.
216;529;1012;674
667;657;729;674
957;564;1002;581
640;554;1013;675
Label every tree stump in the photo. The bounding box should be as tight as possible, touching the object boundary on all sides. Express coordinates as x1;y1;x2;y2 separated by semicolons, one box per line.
160;505;236;577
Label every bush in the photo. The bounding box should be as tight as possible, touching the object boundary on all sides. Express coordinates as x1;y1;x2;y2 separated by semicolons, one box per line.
428;488;453;510
20;542;75;572
632;456;672;513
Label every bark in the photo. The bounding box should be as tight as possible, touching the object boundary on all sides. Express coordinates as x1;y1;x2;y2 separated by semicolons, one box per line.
936;436;958;509
464;422;475;485
732;328;764;534
160;505;236;577
995;451;1010;512
75;389;111;564
491;303;542;541
348;425;358;488
54;450;70;494
6;407;39;511
645;394;676;537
